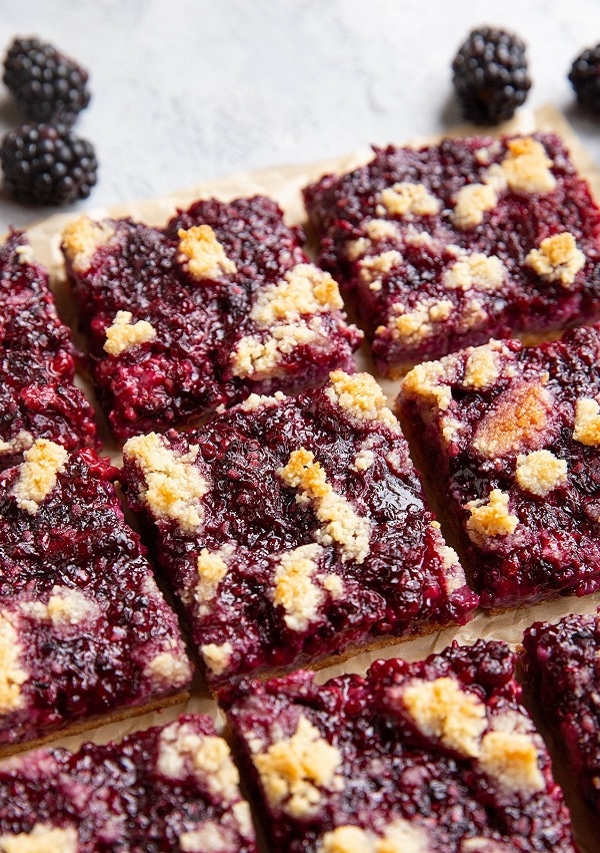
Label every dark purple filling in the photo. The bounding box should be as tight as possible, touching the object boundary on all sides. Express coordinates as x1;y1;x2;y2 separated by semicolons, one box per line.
121;379;477;690
523;611;600;826
0;715;256;853
221;640;576;853
303;133;600;372
0;230;99;469
400;325;600;609
62;196;361;442
0;448;191;745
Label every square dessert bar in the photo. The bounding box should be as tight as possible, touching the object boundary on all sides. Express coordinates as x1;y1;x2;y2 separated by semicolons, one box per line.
0;230;98;470
221;640;577;853
60;195;362;442
121;370;477;691
303;133;600;374
0;438;192;748
399;325;600;609
523;610;600;831
0;714;257;852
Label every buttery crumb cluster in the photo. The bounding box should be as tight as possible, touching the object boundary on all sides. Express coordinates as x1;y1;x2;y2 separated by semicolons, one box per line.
121;371;477;689
303;133;600;374
60;195;362;441
221;640;577;853
399;326;600;608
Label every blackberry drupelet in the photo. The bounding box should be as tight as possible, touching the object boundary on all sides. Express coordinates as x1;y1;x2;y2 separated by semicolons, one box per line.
569;44;600;114
3;36;90;124
0;123;98;205
452;26;531;124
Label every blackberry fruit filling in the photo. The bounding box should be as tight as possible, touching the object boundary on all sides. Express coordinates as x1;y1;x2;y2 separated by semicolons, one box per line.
303;133;600;374
61;195;362;441
121;371;477;690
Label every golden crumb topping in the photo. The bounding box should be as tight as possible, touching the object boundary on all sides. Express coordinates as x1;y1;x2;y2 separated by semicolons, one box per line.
515;449;568;497
103;310;157;355
401;676;487;757
380;182;441;218
145;650;192;688
479;731;544;796
320;819;430;853
123;433;208;533
366;219;400;241
472;382;553;459
251;264;343;326
194;546;234;614
253;716;343;818
201;641;233;675
177;225;237;280
452;183;498;229
463;345;501;390
0;613;28;713
61;216;115;272
573;397;600;445
443;253;506;293
525;232;585;288
11;439;68;515
280;448;371;564
391;298;454;345
465;489;518;538
402;359;454;411
273;544;325;632
0;824;78;853
157;721;240;801
326;371;399;431
359;250;403;287
500;137;556;194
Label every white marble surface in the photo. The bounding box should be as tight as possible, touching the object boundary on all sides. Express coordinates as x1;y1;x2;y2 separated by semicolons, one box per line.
0;0;600;231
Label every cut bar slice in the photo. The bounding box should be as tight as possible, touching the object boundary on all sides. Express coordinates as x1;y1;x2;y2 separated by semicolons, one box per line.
60;195;362;442
398;326;600;609
221;640;577;853
0;714;257;852
522;610;600;829
0;230;98;470
121;370;477;691
303;133;600;374
0;439;192;749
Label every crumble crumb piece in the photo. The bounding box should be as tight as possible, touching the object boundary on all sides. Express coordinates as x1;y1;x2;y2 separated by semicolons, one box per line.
145;650;192;687
11;439;68;515
444;253;506;293
251;264;343;325
479;730;544;796
326;371;399;431
0;612;27;713
573;397;600;446
500;137;556;194
0;824;78;853
515;450;568;497
402;360;454;411
273;544;324;632
463;344;500;389
525;232;585;288
61;216;115;272
380;182;441;218
452;182;498;229
177;225;237;280
465;489;518;538
472;382;553;459
103;310;157;355
201;642;233;675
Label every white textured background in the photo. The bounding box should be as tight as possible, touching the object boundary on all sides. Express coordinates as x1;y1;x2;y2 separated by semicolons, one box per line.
0;0;599;230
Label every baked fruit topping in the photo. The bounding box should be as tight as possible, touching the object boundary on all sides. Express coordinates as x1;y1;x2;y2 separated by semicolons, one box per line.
0;230;98;471
121;371;477;690
0;440;192;748
303;133;600;375
399;325;600;609
0;714;257;852
61;195;362;441
221;640;577;853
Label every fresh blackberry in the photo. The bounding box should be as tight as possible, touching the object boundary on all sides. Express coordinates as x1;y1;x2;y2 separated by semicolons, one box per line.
569;44;600;114
0;123;98;205
3;36;90;124
452;26;531;124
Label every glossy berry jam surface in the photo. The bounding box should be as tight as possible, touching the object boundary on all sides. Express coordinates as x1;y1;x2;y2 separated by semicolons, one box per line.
303;133;600;374
0;230;99;470
0;443;192;747
121;371;477;691
61;196;362;442
399;326;600;609
523;610;600;827
0;714;257;852
221;640;576;853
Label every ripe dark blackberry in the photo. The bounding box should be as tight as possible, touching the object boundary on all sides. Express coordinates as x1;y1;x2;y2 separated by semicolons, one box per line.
3;36;90;124
452;26;531;124
0;123;98;206
569;44;600;114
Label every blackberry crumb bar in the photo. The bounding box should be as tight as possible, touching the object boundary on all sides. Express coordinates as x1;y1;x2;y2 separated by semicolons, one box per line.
303;133;600;374
398;326;600;609
121;370;477;690
0;714;257;852
61;195;362;442
523;610;600;827
0;439;192;748
0;230;98;470
221;640;577;853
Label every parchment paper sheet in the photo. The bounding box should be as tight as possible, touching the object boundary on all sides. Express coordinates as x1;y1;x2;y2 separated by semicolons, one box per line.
17;105;600;852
